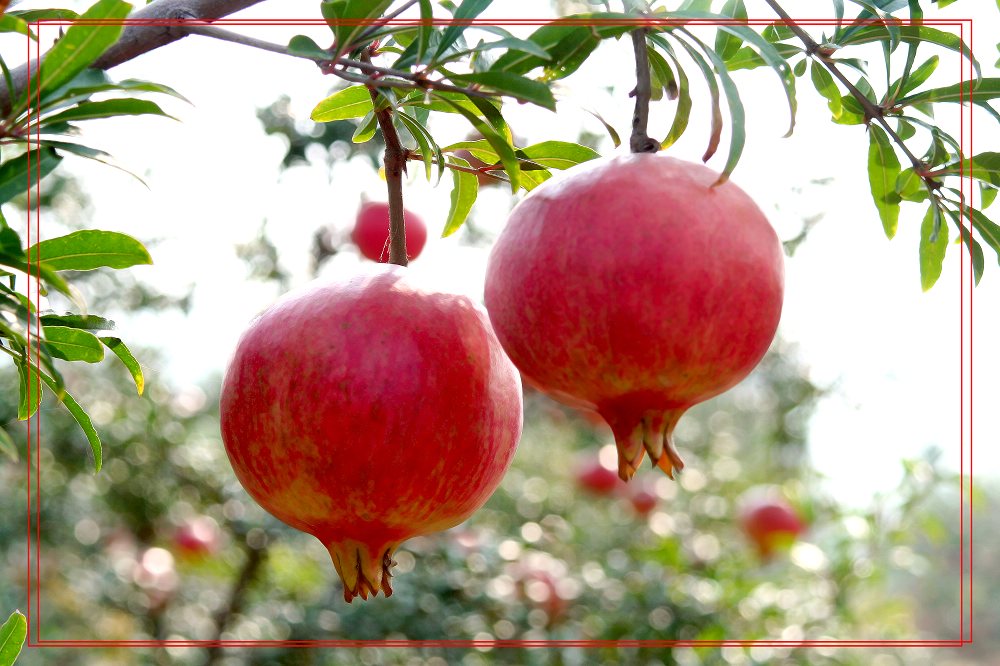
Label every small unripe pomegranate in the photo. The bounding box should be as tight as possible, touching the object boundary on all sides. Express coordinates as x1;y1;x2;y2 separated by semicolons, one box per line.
172;516;222;560
220;265;522;601
739;497;805;559
351;201;428;262
628;485;658;516
575;458;622;497
485;155;783;481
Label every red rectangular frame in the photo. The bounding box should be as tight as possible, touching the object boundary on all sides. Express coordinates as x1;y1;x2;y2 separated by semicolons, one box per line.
21;11;976;653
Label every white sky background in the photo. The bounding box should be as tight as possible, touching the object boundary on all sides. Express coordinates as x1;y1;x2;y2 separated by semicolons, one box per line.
2;0;997;507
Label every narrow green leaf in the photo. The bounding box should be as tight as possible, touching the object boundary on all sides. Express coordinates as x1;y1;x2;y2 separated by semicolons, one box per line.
31;0;131;98
0;14;32;39
39;314;115;330
468;36;550;61
0;427;17;463
396;110;440;181
449;72;556;110
714;0;747;61
39;98;173;126
839;25;981;82
896;168;927;203
670;33;723;163
889;55;938;102
442;157;478;237
15;358;40;421
584;108;622;149
938;152;1000;188
434;0;491;62
518;141;600;170
647;46;678;100
981;183;998;209
868;125;902;238
42;326;105;363
323;0;395;57
946;207;985;285
0;147;62;206
100;336;144;395
353;111;378;143
811;60;843;118
311;85;374;122
9;8;79;21
897;78;1000;112
965;205;1000;268
656;42;691;150
37;139;147;187
416;0;433;65
38;370;102;472
28;230;152;272
435;94;519;192
0;610;27;666
919;203;948;290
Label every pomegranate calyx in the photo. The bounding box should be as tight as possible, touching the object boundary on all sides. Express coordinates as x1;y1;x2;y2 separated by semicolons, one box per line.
604;408;686;481
327;539;398;603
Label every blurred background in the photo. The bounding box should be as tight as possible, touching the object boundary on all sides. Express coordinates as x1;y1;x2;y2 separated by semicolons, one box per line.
1;0;996;664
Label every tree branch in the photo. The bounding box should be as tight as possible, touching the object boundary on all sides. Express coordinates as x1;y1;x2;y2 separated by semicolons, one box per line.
762;0;930;181
204;536;268;666
363;49;409;267
0;0;266;115
629;27;659;154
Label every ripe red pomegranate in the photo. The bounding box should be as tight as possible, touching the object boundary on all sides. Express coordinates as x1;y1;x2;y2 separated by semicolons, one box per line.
740;497;805;559
575;458;622;497
351;201;428;262
484;154;783;481
220;265;522;601
628;485;658;516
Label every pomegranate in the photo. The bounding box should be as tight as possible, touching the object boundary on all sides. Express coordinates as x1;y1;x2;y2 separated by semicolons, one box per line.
739;496;805;559
220;265;522;601
575;457;623;497
351;201;428;262
172;516;222;560
628;484;658;516
484;154;783;481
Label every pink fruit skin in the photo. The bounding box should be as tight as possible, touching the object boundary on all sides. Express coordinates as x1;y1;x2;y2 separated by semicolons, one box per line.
576;459;622;496
351;201;428;262
220;265;522;601
740;500;805;558
484;154;784;480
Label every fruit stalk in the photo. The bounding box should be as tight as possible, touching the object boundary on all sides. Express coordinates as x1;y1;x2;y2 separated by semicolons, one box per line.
363;49;410;267
629;26;659;154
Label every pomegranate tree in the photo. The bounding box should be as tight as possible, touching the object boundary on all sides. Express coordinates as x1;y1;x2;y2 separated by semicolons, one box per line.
485;154;783;481
220;265;522;601
352;201;428;262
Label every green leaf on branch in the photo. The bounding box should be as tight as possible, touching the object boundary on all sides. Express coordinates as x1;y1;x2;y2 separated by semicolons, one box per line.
896;79;1000;122
434;0;491;63
311;85;375;122
945;207;985;285
28;230;152;272
838;25;981;82
466;36;551;61
30;0;131;99
42;326;105;363
15;359;40;421
895;168;927;203
919;202;948;291
322;0;395;57
646;47;677;101
963;205;1000;270
449;72;556;111
435;94;519;192
101;336;144;395
810;60;843;118
518;141;600;170
39;98;174;126
938;152;1000;188
714;0;747;61
888;55;939;101
442;157;478;237
287;35;333;60
982;183;998;209
724;43;801;72
652;41;691;151
0;14;33;40
667;33;723;165
39;314;115;330
0;610;27;666
868;124;902;238
37;370;102;472
0;147;62;206
396;110;443;181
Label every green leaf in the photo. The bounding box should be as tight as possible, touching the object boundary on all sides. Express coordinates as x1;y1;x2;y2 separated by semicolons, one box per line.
396;110;442;181
868;125;902;238
30;0;131;99
946;207;985;285
964;205;1000;269
938;152;1000;188
311;85;374;122
38;370;102;472
982;183;998;209
679;28;746;184
39;314;115;330
646;46;677;102
37;140;146;187
669;33;723;163
42;326;105;363
0;610;27;666
725;43;802;71
322;0;395;57
467;36;551;61
889;55;939;102
15;358;40;421
442;157;478;237
584;108;622;149
353;111;378;143
449;72;556;110
416;0;433;65
919;203;948;290
100;336;144;395
287;35;332;60
811;60;843;118
895;168;927;203
39;98;173;126
0;147;63;206
838;25;981;82
0;428;17;463
28;230;152;271
434;0;491;63
36;70;189;112
714;0;747;61
896;79;1000;120
655;42;691;150
435;94;519;192
9;8;79;22
0;14;33;40
518;141;600;170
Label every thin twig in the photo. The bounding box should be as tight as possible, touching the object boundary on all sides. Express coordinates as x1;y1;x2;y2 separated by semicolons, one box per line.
629;27;659;154
363;48;409;267
406;152;512;183
762;0;930;181
204;539;268;666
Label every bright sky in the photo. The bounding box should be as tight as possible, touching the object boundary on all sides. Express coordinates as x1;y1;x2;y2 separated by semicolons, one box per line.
4;0;997;507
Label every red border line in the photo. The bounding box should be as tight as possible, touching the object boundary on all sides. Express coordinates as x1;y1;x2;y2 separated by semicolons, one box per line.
22;14;974;650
